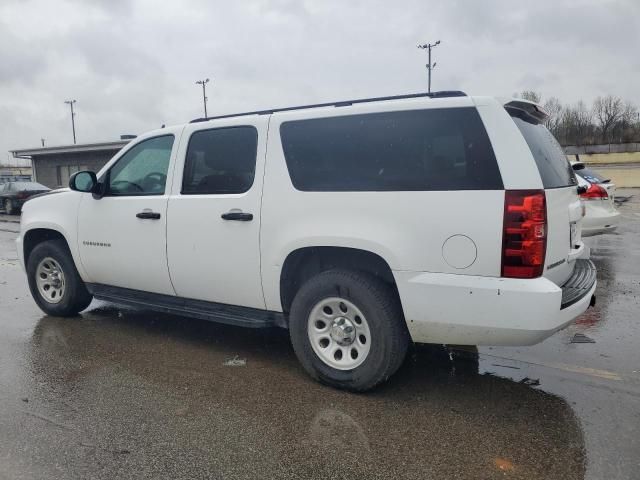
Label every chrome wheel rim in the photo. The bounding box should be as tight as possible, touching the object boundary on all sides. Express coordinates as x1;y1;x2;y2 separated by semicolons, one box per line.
36;257;66;304
308;297;371;370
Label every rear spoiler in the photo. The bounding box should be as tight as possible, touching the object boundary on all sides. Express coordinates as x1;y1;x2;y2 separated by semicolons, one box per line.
503;99;549;123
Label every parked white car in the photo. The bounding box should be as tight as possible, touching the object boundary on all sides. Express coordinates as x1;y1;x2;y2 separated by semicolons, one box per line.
17;92;596;390
572;162;620;236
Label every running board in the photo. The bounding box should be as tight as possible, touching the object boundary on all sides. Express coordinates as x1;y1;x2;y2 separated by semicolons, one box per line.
86;283;286;329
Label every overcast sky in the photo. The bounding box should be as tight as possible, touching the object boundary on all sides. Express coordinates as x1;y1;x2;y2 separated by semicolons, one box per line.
1;0;639;162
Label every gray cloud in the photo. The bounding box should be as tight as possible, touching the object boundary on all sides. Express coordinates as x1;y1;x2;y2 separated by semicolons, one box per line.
1;0;639;160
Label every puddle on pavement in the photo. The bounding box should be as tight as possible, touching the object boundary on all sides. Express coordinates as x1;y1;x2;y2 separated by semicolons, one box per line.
6;306;587;479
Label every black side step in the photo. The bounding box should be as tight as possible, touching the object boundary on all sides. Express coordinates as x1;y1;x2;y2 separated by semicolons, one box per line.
560;259;597;309
86;283;286;329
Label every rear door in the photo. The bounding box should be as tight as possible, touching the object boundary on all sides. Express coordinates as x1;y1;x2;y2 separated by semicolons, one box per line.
508;108;582;286
166;117;268;309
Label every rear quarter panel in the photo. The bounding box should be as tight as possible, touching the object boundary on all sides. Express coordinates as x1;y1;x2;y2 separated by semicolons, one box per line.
475;97;584;286
260;98;505;312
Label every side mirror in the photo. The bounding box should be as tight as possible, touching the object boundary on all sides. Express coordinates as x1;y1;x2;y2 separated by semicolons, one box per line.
69;171;98;193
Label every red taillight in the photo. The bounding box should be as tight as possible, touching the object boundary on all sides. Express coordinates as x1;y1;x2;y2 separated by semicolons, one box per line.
580;183;608;200
501;190;547;279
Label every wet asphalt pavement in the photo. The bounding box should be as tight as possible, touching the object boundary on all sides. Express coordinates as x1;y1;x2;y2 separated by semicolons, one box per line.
0;192;639;480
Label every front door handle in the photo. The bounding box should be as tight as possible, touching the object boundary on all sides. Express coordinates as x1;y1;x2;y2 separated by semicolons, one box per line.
136;211;161;220
221;211;253;221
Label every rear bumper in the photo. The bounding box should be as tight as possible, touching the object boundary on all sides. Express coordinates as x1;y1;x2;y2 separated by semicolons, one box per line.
582;204;620;237
394;259;596;346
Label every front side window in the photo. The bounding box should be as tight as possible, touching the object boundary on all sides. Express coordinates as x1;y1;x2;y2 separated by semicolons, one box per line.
279;108;503;192
182;127;257;195
108;135;174;196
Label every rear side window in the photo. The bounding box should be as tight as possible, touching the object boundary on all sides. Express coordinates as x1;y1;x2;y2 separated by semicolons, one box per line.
508;110;577;188
279;108;502;191
182;127;257;195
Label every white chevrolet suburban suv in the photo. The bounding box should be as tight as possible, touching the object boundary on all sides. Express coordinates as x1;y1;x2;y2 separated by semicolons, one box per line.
18;92;597;391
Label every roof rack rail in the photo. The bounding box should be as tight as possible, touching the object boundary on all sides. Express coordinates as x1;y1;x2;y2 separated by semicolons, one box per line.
189;90;467;123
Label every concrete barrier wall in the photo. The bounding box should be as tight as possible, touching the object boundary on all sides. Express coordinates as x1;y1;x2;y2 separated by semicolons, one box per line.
588;167;640;188
568;152;640;165
565;143;640;155
564;144;640;187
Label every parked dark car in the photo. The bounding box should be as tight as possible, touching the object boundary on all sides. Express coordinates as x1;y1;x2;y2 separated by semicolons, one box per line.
0;181;50;214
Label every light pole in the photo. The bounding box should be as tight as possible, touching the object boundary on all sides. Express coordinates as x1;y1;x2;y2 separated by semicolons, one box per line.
417;40;441;93
64;99;77;144
196;78;210;118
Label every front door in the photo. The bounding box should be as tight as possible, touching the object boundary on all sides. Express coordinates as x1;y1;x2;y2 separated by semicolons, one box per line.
166;118;268;309
77;132;180;295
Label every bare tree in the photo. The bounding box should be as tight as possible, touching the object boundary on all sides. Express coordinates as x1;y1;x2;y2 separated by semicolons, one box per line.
622;101;637;120
508;90;639;145
593;95;623;143
574;101;593;145
617;101;639;143
519;90;542;103
543;97;562;133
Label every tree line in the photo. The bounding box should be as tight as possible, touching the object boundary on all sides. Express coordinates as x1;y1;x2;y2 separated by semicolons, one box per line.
516;90;640;146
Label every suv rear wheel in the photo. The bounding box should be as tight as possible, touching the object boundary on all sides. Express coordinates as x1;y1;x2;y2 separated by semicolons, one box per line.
26;239;93;316
289;269;409;391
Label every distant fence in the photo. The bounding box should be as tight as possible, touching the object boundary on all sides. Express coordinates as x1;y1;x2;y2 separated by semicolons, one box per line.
565;143;640;155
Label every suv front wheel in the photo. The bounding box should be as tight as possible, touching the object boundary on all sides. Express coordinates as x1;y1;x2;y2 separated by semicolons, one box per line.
289;269;409;391
26;239;93;317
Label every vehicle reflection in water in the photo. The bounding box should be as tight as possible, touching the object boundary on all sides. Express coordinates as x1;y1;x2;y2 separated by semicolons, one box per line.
26;306;586;479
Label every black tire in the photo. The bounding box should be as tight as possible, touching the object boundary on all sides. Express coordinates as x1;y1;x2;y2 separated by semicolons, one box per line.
26;239;93;317
289;269;409;391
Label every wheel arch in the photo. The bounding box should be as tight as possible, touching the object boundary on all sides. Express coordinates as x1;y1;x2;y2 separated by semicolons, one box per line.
23;227;72;266
279;246;400;314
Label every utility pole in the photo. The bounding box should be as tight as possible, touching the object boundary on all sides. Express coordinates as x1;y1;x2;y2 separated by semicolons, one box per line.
41;138;45;147
195;78;210;118
64;99;77;144
417;40;441;93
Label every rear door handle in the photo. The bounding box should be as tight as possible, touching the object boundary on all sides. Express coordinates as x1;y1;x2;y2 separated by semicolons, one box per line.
221;211;253;221
136;211;161;220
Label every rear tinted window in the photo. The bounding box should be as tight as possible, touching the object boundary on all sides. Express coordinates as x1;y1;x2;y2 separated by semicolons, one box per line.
280;108;502;191
509;110;577;189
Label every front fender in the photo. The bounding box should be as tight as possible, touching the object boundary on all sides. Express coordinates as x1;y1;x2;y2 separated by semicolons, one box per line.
19;191;87;280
